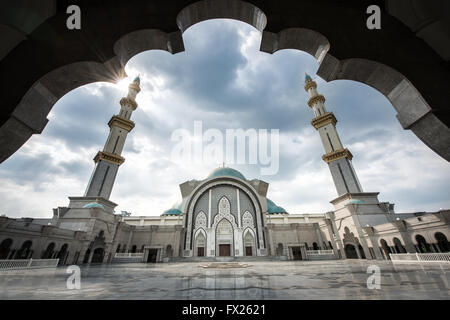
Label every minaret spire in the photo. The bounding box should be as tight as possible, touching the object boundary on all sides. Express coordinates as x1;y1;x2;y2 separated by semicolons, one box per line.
304;74;363;196
84;76;141;199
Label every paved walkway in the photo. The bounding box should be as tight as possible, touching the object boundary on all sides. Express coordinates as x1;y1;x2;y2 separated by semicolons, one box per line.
0;260;449;299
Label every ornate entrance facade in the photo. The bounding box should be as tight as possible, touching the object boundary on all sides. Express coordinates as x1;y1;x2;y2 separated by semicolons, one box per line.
185;169;267;258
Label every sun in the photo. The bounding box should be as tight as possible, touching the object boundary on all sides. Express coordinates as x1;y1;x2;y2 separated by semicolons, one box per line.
115;77;131;93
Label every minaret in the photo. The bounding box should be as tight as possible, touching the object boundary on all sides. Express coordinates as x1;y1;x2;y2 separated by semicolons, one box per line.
84;76;141;199
304;73;363;196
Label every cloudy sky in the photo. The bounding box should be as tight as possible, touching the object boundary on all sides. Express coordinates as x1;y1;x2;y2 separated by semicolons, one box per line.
0;19;449;219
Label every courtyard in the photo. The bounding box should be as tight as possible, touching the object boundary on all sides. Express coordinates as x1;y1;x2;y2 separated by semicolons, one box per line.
0;260;448;299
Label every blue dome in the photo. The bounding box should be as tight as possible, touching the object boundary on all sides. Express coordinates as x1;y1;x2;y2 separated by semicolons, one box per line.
133;75;140;84
347;199;364;205
305;73;312;81
83;202;105;210
161;208;182;216
206;167;246;180
267;198;288;214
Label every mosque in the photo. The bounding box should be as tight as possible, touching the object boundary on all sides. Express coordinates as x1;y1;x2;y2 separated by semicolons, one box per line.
0;75;448;264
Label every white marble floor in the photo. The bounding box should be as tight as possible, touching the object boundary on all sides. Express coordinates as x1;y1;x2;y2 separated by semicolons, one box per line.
0;260;449;299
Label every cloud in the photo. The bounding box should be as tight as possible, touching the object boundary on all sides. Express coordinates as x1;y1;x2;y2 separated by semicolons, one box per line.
0;19;448;219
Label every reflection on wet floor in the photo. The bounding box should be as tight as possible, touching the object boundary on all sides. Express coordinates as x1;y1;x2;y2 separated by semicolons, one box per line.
0;260;448;299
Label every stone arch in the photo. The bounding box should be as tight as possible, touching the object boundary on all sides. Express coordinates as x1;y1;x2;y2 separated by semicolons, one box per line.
344;244;358;259
166;244;173;257
57;243;69;265
194;228;207;257
0;238;13;259
184;178;264;254
415;234;431;253
315;57;450;161
393;237;406;253
113;29;184;68
1;1;449;165
91;247;104;263
216;218;234;257
176;0;267;33
275;243;283;256
242;227;256;256
380;239;392;259
15;240;33;259
435;232;449;252
42;242;55;259
261;28;330;63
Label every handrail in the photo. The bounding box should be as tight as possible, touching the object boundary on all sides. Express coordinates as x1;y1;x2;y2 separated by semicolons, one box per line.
390;252;450;263
0;259;59;270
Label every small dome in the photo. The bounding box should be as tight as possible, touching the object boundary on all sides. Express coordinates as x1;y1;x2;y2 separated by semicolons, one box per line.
133;75;140;84
267;198;288;214
347;199;364;205
305;73;312;81
206;167;246;180
161;208;182;216
83;202;105;210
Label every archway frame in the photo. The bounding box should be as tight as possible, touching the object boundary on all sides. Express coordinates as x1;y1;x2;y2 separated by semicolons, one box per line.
183;176;266;256
0;0;448;164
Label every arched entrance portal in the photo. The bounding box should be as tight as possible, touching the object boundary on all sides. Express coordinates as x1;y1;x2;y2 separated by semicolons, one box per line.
216;219;233;257
91;248;104;263
42;242;55;259
15;240;32;259
415;235;431;253
0;239;13;259
195;231;206;257
57;244;69;265
380;239;392;259
435;232;449;252
243;230;255;256
344;244;358;259
393;238;406;253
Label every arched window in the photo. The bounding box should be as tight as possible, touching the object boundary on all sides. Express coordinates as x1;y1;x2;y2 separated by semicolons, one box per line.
57;244;69;265
243;231;255;256
393;238;406;253
15;240;32;259
91;248;104;263
166;244;173;257
380;239;392;259
435;232;449;252
345;244;358;259
313;242;319;250
0;238;13;259
131;245;137;253
42;242;55;259
276;243;283;256
415;235;430;253
357;245;366;259
116;244;121;253
195;232;206;257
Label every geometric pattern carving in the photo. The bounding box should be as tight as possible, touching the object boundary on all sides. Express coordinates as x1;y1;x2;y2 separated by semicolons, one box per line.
195;211;207;229
242;211;254;228
218;196;231;215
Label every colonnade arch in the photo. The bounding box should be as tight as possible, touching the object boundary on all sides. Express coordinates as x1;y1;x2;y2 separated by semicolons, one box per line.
0;0;448;164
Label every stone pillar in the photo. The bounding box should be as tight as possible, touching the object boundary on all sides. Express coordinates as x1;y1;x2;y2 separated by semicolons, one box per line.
208;189;212;228
266;225;275;256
